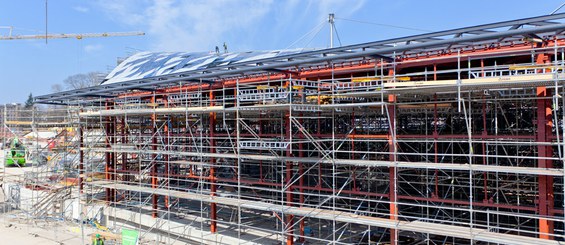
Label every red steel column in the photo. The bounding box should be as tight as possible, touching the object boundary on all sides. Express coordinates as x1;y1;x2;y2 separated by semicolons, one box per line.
482;95;488;201
298;141;305;242
111;115;117;202
121;117;128;183
298;111;305;242
433;94;439;198
536;51;554;239
104;101;113;202
79;121;84;193
536;86;554;239
388;67;398;245
480;59;488;202
285;108;295;245
151;96;158;218
209;90;218;233
351;109;357;191
163;97;170;209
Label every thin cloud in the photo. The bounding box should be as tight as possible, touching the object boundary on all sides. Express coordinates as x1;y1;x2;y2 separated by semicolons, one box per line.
314;0;366;23
92;0;366;52
93;0;146;26
84;44;103;53
73;6;90;13
271;0;367;49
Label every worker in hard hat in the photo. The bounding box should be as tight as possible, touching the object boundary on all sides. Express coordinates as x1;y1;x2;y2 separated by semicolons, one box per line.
92;233;104;245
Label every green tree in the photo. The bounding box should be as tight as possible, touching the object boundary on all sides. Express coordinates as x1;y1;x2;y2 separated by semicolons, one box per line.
24;93;34;108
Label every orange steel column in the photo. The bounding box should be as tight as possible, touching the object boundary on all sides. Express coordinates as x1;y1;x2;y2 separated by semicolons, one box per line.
536;86;554;239
388;69;398;245
209;90;218;233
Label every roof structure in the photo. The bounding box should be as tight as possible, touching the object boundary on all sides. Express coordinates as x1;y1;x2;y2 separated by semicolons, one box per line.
103;49;314;85
35;13;565;104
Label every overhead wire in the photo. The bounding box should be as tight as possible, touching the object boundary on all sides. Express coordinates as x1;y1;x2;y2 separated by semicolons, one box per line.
336;17;432;32
300;23;326;52
288;15;431;50
285;20;327;50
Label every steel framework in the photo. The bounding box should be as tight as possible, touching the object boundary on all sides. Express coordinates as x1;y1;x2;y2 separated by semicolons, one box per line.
33;13;565;244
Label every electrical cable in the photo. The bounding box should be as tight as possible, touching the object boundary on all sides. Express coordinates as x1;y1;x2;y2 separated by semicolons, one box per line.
336;17;432;32
300;22;326;52
285;20;326;50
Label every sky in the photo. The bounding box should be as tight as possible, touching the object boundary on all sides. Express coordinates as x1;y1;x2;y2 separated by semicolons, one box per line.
0;0;564;104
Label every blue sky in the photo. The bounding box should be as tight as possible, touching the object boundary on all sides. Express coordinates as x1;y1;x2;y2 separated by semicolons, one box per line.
0;0;564;104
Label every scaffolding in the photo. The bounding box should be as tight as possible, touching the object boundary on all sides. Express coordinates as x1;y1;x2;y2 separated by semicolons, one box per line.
29;13;565;244
0;104;86;242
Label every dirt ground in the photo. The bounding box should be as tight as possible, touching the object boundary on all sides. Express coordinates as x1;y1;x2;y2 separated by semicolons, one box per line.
0;220;90;245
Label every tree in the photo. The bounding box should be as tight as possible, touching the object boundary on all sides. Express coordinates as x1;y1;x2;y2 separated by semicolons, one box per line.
51;72;104;92
51;83;63;93
63;72;104;89
24;93;34;108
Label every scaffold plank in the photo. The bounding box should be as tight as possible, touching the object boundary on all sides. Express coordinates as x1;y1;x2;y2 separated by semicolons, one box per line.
89;181;560;245
82;147;564;176
79;106;224;117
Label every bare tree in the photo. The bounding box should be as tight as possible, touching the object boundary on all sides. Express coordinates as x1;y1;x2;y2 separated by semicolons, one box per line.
63;72;104;90
51;83;63;93
51;72;105;92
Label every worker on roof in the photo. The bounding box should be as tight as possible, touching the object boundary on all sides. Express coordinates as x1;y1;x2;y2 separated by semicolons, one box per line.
92;233;104;245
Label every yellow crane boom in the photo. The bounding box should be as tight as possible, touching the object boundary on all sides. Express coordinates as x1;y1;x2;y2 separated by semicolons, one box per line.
0;30;145;40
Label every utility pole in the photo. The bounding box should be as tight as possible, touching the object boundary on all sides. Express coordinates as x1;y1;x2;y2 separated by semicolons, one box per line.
329;13;335;48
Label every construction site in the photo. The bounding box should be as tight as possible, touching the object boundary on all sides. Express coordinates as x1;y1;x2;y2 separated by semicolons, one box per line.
4;9;565;245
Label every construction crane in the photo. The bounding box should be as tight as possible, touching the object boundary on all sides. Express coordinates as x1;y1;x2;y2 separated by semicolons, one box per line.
0;27;145;40
0;1;144;41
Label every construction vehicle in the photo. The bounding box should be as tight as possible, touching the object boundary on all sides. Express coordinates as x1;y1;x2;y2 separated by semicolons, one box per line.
4;137;27;167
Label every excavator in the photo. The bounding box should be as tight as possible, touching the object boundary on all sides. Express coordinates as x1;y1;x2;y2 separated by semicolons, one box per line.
4;137;26;167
